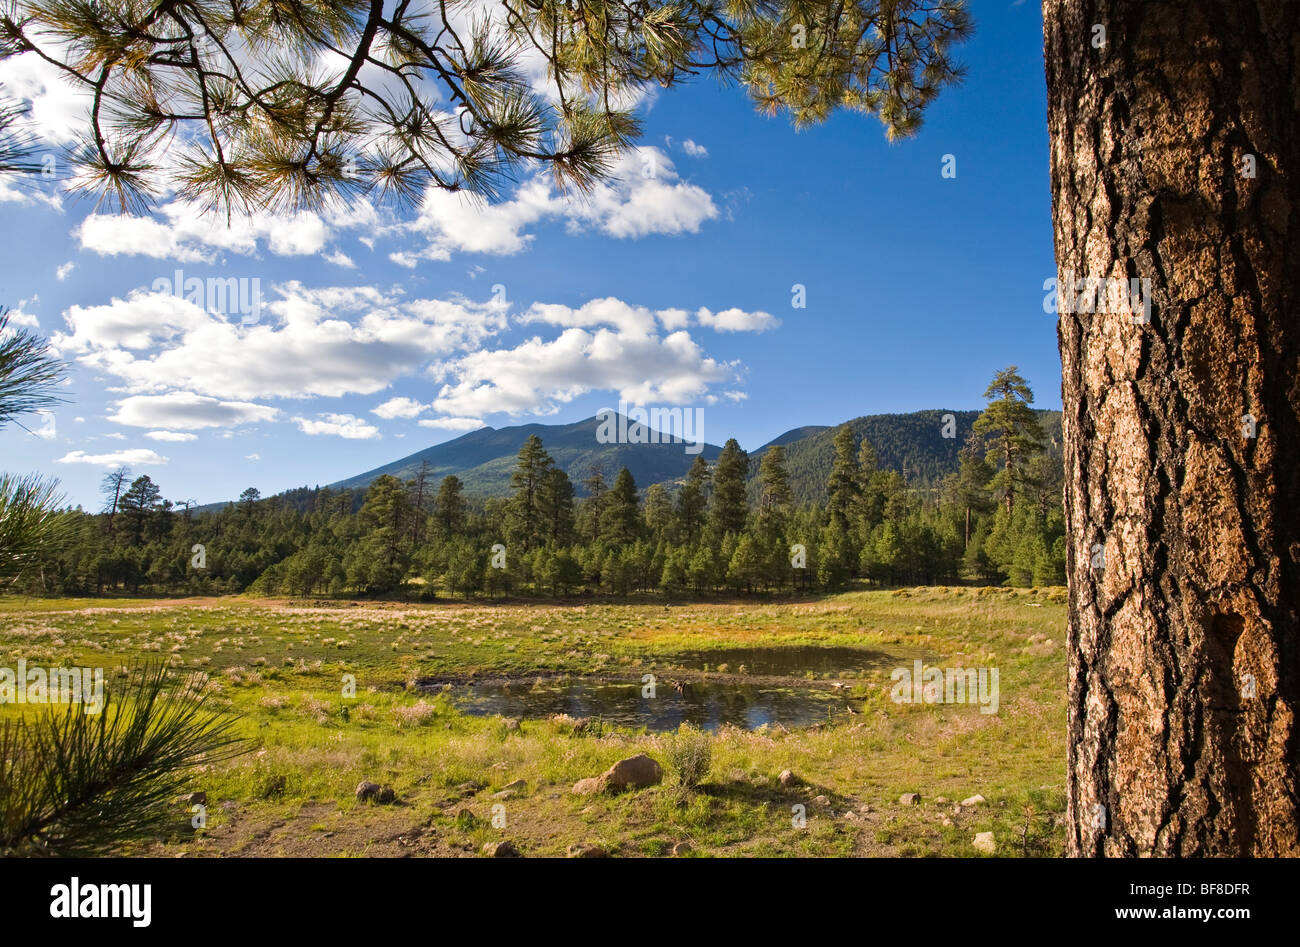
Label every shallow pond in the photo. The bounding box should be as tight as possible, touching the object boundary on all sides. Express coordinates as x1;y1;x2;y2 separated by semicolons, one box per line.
447;678;850;732
443;644;902;732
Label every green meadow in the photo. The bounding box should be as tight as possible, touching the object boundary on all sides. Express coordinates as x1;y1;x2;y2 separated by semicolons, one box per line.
0;587;1067;857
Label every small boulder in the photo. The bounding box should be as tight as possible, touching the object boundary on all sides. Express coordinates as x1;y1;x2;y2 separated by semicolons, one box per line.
778;769;798;787
899;792;921;806
566;843;607;858
973;831;996;854
482;840;520;858
492;789;518;800
355;780;380;802
600;754;663;791
813;794;830;807
500;779;527;793
961;794;986;808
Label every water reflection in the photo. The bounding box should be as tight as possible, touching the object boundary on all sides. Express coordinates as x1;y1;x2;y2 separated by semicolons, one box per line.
449;678;847;732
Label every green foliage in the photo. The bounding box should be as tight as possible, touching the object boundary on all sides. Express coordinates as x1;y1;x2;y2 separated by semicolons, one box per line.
0;309;68;586
0;307;64;429
751;409;1063;506
3;1;971;213
0;473;66;583
710;439;750;538
0;664;249;856
974;366;1046;514
663;724;712;791
14;370;1068;598
506;435;554;551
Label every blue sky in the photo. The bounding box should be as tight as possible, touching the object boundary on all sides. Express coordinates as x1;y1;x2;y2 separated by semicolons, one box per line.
0;0;1058;510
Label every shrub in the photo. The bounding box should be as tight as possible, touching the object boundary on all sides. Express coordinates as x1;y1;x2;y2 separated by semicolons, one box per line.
663;724;712;790
0;663;249;856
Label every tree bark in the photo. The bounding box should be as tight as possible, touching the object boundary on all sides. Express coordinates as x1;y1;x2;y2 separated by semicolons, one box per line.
1045;0;1300;855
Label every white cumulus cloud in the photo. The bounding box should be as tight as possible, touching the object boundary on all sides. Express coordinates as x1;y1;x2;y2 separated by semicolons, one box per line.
55;283;508;401
417;416;485;431
109;392;279;430
398;147;716;263
56;448;169;466
293;413;380;439
429;326;733;417
371;397;427;419
695;307;780;333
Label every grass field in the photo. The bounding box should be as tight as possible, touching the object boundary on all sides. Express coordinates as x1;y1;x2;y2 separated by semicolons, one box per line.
0;587;1068;857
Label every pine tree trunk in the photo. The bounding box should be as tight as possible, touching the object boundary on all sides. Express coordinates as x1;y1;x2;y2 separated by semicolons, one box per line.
1045;0;1300;855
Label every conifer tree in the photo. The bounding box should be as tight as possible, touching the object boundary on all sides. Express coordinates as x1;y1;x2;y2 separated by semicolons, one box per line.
826;425;860;535
973;367;1044;515
507;435;554;551
603;467;641;546
758;445;793;519
539;466;576;546
675;455;710;545
709;439;749;538
433;475;465;541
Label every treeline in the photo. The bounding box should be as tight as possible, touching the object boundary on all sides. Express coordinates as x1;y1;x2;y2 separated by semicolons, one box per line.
758;408;1063;505
19;368;1066;598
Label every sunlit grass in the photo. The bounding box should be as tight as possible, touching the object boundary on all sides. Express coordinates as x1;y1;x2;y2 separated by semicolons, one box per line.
0;587;1067;856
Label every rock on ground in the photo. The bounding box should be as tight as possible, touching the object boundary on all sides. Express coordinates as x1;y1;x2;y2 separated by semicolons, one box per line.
572;754;664;795
600;754;663;791
973;832;996;854
899;793;921;805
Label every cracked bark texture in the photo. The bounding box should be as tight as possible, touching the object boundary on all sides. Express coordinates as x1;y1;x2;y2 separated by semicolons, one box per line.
1044;0;1300;855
